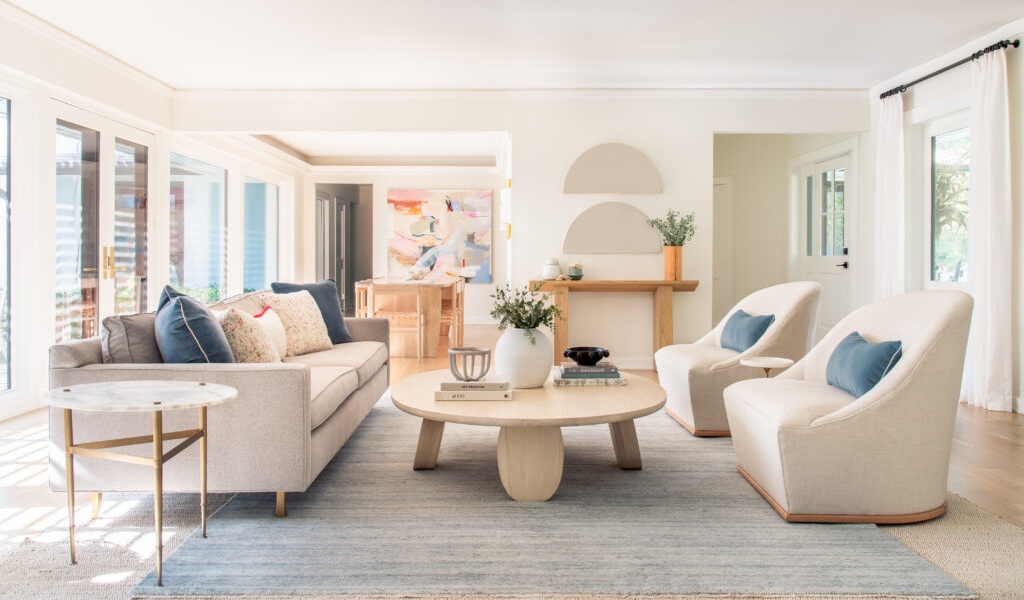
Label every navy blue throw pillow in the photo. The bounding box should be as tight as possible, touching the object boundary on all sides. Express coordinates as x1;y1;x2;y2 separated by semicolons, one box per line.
154;290;235;363
270;279;352;344
721;309;776;353
826;332;902;398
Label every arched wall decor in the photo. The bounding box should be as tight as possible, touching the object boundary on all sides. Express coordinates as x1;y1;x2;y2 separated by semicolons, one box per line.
563;143;663;194
562;202;662;253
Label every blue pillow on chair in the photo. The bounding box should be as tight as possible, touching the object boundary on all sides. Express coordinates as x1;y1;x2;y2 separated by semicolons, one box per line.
271;279;352;344
154;286;235;363
721;309;776;353
826;332;902;397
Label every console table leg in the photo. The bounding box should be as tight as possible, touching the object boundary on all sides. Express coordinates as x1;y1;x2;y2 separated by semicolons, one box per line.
62;409;76;565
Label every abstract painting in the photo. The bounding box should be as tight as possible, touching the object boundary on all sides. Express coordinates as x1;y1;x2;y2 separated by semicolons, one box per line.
387;189;492;283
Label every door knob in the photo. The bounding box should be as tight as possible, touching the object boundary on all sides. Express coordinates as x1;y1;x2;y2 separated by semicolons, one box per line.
836;261;849;269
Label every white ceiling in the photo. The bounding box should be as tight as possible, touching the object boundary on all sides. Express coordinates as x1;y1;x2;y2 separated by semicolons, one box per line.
8;0;1023;161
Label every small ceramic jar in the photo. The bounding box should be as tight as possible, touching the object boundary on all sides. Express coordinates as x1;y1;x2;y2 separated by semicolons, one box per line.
541;258;562;280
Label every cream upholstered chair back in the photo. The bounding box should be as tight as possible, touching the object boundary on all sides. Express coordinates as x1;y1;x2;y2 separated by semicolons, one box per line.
779;290;973;422
696;281;821;362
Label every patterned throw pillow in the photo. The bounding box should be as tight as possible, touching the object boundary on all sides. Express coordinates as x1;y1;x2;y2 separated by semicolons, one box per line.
254;307;288;359
218;308;281;363
262;291;333;356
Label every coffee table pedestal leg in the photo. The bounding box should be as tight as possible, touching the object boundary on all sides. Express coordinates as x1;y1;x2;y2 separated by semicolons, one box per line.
497;426;564;501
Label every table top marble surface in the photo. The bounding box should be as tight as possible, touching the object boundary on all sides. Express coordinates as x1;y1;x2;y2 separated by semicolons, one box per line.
40;380;237;412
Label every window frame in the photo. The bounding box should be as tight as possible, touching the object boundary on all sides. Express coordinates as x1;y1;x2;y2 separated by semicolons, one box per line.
921;112;970;291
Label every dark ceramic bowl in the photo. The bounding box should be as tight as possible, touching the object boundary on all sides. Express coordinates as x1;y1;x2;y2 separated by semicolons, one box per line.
563;346;610;366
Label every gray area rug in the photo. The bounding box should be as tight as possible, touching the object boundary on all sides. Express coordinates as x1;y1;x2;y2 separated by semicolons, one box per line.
130;395;972;599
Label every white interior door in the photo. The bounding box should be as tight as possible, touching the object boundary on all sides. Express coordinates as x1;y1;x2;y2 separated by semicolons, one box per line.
712;177;734;326
796;154;853;341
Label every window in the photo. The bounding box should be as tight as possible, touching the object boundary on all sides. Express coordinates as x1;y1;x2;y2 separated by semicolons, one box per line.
114;139;148;313
0;98;9;389
243;178;278;292
169;153;226;301
54;121;100;342
820;167;846;257
929;126;970;283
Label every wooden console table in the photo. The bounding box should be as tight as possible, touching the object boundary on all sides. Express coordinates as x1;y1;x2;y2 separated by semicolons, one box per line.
529;279;699;364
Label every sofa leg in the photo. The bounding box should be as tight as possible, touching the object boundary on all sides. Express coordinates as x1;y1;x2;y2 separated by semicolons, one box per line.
90;492;102;520
275;492;287;517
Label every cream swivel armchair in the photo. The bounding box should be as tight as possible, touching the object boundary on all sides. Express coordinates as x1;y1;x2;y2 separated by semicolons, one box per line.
654;281;821;436
724;290;973;524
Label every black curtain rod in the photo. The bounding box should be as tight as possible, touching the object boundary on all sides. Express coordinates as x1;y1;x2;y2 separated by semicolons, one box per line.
880;38;1020;99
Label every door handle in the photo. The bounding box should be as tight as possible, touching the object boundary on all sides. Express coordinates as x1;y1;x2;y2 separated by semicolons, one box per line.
836;261;849;269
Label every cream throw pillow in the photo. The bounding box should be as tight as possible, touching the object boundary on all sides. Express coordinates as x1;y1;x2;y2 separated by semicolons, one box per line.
217;308;281;363
254;307;288;358
262;291;333;356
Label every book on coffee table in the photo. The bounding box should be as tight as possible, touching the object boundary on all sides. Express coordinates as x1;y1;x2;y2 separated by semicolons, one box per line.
560;361;618;374
553;376;627;387
439;377;511;391
434;389;514;400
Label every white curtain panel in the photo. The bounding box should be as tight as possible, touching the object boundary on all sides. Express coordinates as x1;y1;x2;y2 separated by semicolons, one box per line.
962;50;1013;411
873;94;905;299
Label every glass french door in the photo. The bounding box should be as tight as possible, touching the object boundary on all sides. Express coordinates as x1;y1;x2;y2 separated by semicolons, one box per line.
797;154;853;341
55;109;151;342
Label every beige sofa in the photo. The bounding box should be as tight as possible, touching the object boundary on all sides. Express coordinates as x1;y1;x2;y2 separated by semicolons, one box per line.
47;291;390;516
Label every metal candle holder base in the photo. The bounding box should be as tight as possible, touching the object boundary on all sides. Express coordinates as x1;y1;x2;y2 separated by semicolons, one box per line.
449;347;491;381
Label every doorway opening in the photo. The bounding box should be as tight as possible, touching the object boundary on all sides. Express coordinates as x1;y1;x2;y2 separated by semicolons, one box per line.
316;183;373;316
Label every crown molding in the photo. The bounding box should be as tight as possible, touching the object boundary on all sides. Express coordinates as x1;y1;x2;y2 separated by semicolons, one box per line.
0;1;173;98
173;88;867;103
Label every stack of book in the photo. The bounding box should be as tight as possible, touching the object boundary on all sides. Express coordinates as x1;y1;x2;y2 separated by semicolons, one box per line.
434;377;513;400
554;361;626;386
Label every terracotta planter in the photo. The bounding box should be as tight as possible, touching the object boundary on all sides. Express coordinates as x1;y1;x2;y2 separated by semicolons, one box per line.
664;245;683;280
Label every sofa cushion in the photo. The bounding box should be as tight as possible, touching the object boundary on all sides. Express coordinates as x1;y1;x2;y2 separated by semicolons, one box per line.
262;291;334;357
721;309;776;353
308;366;360;430
826;332;903;398
100;312;162;364
155;291;235;363
218;308;280;363
282;341;388;387
271;280;353;344
725;378;854;429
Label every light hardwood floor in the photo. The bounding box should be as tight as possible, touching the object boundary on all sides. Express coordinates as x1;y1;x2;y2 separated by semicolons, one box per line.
1;326;1021;558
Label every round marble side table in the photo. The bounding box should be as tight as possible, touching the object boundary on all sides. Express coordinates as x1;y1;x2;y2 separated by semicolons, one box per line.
41;380;237;586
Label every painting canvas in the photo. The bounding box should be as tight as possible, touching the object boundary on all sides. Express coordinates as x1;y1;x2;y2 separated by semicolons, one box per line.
387;189;493;283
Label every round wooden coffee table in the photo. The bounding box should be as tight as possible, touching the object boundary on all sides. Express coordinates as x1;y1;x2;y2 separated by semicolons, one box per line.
391;369;666;502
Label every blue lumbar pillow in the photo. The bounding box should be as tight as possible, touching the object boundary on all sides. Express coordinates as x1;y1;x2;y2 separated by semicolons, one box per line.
721;309;776;353
155;286;235;363
826;332;902;397
270;279;352;344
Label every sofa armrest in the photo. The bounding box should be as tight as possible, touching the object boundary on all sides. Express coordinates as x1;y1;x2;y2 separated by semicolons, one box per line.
48;361;315;492
345;317;390;349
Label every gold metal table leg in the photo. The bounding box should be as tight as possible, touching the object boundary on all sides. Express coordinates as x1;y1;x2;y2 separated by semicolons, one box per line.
62;408;76;565
153;410;164;586
200;406;208;538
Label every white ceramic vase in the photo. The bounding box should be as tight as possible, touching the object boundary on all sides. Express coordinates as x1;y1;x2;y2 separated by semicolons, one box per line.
493;328;553;389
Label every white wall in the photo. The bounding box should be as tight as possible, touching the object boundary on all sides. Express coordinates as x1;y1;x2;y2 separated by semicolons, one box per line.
863;18;1024;410
713;133;852;304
